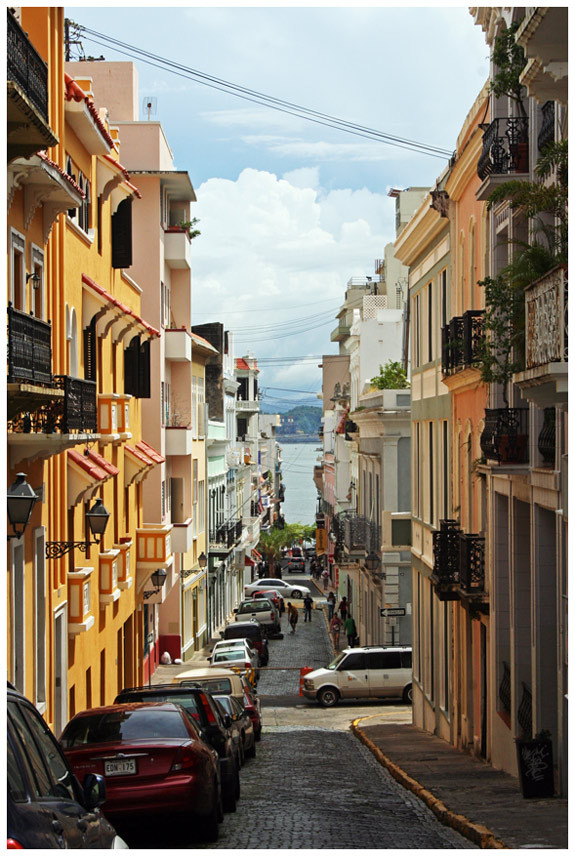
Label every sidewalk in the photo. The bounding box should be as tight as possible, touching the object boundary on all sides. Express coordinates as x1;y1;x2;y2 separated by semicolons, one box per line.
353;719;568;850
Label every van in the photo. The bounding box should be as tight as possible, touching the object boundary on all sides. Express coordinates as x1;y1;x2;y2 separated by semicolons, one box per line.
301;646;412;707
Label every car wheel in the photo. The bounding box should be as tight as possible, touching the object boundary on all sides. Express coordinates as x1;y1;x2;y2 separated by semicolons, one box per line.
203;790;220;843
245;739;256;759
291;589;302;598
403;683;413;705
238;741;245;767
318;687;339;707
234;767;241;801
255;726;262;742
223;789;237;813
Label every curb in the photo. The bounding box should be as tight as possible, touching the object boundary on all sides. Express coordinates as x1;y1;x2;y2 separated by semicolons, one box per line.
351;717;507;850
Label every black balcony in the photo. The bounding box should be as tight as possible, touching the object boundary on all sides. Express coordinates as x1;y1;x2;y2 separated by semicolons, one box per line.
517;682;533;738
499;661;511;718
432;519;461;596
459;533;485;593
7;10;49;122
441;311;484;376
538;408;556;466
9;375;97;434
538;101;555;154
478;117;529;181
480;407;529;464
8;303;52;385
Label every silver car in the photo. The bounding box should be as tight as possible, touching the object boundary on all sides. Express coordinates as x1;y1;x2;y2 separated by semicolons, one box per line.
234;598;281;634
302;646;413;707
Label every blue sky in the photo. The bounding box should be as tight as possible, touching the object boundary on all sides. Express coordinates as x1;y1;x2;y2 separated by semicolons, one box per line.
67;3;490;408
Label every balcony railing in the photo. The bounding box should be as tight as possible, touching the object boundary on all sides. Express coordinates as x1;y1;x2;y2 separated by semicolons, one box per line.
480;407;529;464
8;304;52;385
9;375;97;434
432;519;461;586
459;533;485;592
538;101;555;154
499;661;511;717
538;408;556;465
517;682;533;738
478;117;529;181
333;512;380;556
441;311;484;376
7;10;49;122
525;267;567;370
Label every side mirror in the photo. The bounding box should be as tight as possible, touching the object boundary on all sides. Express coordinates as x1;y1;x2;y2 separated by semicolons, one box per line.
82;773;107;809
233;608;238;614
223;714;232;728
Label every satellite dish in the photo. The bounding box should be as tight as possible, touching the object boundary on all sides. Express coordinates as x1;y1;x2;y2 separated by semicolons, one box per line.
142;96;157;120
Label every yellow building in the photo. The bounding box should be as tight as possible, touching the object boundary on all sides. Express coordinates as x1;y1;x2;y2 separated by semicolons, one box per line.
7;8;162;733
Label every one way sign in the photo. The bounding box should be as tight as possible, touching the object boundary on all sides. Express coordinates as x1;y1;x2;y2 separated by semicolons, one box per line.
380;607;406;617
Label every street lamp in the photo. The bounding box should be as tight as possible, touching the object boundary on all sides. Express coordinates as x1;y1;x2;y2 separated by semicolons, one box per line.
7;473;38;540
198;551;207;569
45;498;110;559
365;552;380;572
143;568;168;600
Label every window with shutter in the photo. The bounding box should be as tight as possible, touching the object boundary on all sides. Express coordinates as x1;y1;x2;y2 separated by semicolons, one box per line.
111;198;133;269
138;338;151;398
123;335;151;398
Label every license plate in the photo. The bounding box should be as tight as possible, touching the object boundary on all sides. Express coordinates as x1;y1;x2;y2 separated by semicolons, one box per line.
104;758;137;776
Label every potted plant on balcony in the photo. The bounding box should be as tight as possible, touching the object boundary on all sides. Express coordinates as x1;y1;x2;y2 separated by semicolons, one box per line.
178;217;201;240
369;360;410;390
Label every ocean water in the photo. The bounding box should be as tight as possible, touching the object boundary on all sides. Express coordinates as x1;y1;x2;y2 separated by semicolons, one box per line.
278;442;321;526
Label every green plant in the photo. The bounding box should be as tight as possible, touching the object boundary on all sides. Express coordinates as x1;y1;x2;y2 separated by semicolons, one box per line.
179;217;201;240
489;21;527;117
258;522;315;565
370;360;410;390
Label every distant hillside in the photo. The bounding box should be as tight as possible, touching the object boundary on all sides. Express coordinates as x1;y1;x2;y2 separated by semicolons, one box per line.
276;405;322;439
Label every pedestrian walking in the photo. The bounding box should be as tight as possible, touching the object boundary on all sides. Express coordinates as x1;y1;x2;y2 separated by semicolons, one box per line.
343;614;357;647
327;591;336;620
338;596;348;621
303;594;313;622
287;602;299;634
329;613;341;651
321;568;330;592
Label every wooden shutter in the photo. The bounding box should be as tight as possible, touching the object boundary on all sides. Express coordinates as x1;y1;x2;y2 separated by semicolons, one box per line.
83;317;97;381
112;198;133;269
138;338;151;399
124;335;138;395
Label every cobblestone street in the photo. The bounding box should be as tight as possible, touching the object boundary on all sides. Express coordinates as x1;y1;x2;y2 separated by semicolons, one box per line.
128;580;475;849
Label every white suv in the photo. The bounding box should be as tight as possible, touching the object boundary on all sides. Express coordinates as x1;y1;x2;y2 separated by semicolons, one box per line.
302;646;413;707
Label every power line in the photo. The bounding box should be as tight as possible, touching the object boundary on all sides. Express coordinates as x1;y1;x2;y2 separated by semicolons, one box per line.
70;22;453;160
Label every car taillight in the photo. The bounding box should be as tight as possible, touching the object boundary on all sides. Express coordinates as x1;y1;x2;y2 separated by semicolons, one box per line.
199;692;217;724
170;745;201;773
7;840;23;849
270;612;274;621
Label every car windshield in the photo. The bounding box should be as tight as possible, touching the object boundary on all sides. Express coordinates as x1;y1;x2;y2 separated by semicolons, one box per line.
238;601;271;613
60;708;189;747
213;651;245;663
116;691;201;719
327;653;347;670
181;677;233;694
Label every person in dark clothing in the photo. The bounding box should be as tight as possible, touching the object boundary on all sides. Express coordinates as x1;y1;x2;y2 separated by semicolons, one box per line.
338;597;348;621
303;594;313;622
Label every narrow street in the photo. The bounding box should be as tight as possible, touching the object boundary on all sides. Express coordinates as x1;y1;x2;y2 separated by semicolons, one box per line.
125;577;475;849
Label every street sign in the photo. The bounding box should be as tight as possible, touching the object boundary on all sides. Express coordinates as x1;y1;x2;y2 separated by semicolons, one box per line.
380;607;406;617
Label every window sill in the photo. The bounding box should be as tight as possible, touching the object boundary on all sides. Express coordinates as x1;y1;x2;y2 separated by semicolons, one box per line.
66;217;94;245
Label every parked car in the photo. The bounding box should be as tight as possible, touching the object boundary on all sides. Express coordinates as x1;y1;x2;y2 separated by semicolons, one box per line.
60;702;222;842
287;556;306;572
7;684;126;849
289;546;303;558
234;598;281;635
221;620;269;666
173;668;263;743
245;578;311;599
252;588;285;613
209;641;260;680
213;695;256;761
210;638;261;668
114;684;240;812
302;646;413;707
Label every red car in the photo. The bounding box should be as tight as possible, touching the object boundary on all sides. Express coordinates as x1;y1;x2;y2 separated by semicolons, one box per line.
242;686;263;741
60;702;222;841
252;588;285;613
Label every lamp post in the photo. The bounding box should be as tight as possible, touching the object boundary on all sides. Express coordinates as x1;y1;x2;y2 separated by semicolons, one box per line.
143;568;168;687
45;498;110;559
7;473;38;540
365;552;380;572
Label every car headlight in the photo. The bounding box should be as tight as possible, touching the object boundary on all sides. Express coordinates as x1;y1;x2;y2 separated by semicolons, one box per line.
303;679;315;690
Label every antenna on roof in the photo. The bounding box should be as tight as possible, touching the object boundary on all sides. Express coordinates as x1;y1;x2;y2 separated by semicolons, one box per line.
142;97;157;121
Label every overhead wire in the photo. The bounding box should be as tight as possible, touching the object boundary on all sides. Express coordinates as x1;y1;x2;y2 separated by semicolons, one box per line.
71;22;453;160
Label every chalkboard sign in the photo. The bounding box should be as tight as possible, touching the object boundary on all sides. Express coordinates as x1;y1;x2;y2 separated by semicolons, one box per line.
516;738;554;798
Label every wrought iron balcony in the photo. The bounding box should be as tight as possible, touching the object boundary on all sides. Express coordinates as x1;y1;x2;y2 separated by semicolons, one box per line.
480;407;529;464
499;661;511;718
517;682;533;738
7;11;49;121
478;117;529;181
8;304;52;386
525;267;567;371
432;519;461;594
433;520;487;607
538;408;556;466
538;101;555;154
441;311;484;376
9;375;97;435
459;533;485;593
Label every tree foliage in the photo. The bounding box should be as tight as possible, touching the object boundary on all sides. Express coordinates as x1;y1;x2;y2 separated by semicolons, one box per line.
258;522;316;562
489;21;527;116
370;360;410;390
